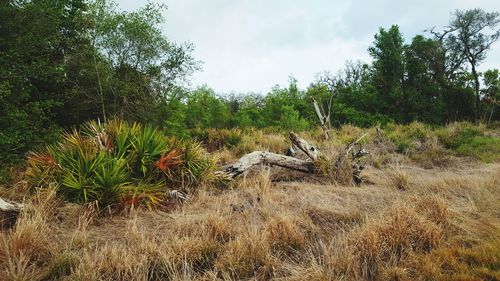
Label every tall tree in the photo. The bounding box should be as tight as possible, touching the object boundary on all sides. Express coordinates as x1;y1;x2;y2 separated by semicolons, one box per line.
482;69;500;122
443;9;500;121
0;0;88;163
368;25;406;119
88;0;199;121
404;35;446;123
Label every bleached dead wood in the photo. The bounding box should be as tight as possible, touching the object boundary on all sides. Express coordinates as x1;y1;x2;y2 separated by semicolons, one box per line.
221;132;322;178
333;133;369;186
348;133;368;158
0;197;23;229
221;131;368;185
289;131;320;161
312;98;332;140
221;151;316;178
0;197;23;212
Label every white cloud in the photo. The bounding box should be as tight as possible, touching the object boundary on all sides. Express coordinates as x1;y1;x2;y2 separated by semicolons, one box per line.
117;0;500;93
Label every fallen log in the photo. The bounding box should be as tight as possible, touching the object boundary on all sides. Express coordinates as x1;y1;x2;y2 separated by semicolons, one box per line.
221;151;316;179
220;131;369;186
0;197;24;229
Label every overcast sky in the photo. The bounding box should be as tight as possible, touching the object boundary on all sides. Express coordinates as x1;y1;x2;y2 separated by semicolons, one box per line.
117;0;500;94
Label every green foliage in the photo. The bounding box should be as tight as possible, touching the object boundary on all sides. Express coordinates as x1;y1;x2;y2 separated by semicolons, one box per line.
331;103;393;128
277;105;310;131
482;69;500;122
433;122;499;162
0;0;197;165
455;136;500;163
381;122;498;163
2;2;500;168
445;9;500;121
0;0;83;164
233;95;267;128
27;120;216;208
85;0;199;122
436;122;484;149
385;122;432;153
191;128;243;151
262;80;313;130
369;25;405;102
160;98;190;138
185;87;231;129
130;125;167;177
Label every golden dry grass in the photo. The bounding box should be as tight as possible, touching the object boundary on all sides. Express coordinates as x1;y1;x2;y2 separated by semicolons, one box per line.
1;126;499;280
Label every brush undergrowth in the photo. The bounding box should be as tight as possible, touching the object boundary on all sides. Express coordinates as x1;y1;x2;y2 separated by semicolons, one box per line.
26;120;217;209
0;120;499;280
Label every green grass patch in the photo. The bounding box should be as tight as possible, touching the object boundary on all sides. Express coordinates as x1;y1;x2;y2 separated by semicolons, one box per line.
455;136;500;163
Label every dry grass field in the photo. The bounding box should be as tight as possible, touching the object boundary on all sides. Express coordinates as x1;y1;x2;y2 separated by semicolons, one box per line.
1;122;499;280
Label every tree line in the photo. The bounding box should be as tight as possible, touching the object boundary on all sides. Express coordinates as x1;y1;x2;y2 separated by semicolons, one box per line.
1;0;499;164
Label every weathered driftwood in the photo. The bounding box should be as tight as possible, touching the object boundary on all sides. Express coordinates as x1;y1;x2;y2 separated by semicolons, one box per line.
312;98;333;140
221;131;369;185
0;197;23;229
221;132;321;179
289;131;320;161
221;151;316;178
336;133;369;186
335;133;368;167
0;197;23;212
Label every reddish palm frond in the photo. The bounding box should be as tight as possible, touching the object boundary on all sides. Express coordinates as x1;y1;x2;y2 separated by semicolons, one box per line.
27;151;58;168
97;131;114;152
122;196;141;207
155;149;184;173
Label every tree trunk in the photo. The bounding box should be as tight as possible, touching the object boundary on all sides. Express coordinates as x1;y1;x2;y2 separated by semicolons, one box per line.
471;60;481;123
220;151;317;178
313;99;331;140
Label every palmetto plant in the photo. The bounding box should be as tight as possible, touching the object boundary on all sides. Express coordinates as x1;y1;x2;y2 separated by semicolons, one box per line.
27;119;216;209
130;125;167;177
162;138;217;188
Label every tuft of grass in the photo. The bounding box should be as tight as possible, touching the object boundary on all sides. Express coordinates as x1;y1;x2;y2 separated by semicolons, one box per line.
350;205;445;280
418;239;500;281
168;237;222;274
389;167;412;191
0;202;55;280
307;207;365;232
234;130;288;156
192;128;243;152
266;216;306;254
385;122;432;154
205;216;236;243
215;232;275;279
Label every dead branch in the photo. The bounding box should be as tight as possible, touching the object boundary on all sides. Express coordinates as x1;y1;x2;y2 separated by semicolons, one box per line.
0;197;23;229
289;131;320;161
0;197;23;212
335;133;368;167
220;151;316;179
312;98;331;140
221;132;368;186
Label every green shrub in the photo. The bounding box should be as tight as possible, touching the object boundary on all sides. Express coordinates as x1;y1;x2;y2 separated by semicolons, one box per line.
436;122;484;149
191;128;242;151
455;136;500;163
27;120;216;209
385;122;432;153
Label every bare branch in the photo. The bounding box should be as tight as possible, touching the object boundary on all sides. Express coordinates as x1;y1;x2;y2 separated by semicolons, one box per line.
289;131;321;161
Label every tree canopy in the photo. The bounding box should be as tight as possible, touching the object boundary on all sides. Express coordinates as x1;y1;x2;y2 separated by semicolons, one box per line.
1;2;499;165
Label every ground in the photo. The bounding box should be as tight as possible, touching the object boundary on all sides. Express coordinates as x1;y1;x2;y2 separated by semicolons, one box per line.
1;123;499;280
